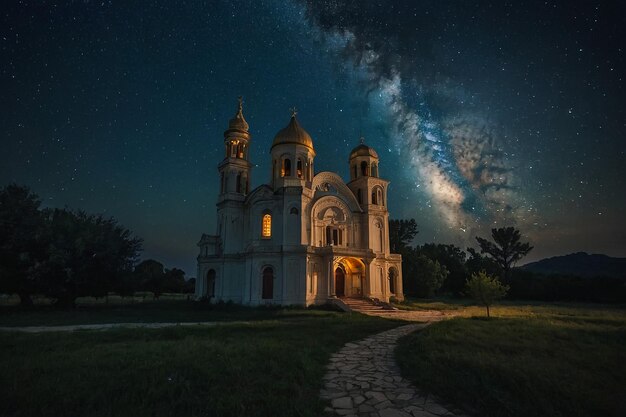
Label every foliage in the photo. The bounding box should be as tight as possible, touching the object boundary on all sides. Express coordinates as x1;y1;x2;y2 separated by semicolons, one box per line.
182;277;196;294
508;268;626;303
416;243;467;295
0;184;47;306
40;209;142;307
465;247;501;277
476;227;533;280
135;259;166;299
465;270;509;317
388;218;418;252
403;250;448;298
163;267;186;293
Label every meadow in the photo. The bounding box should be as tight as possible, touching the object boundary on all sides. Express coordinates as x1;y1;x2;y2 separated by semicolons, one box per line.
0;305;400;417
1;297;624;417
395;299;626;417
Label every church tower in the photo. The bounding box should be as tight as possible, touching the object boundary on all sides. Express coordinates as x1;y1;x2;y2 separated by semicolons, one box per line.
216;97;251;253
269;110;316;245
347;138;390;254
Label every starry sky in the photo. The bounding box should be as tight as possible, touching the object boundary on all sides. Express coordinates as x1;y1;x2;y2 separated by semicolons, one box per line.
2;0;625;276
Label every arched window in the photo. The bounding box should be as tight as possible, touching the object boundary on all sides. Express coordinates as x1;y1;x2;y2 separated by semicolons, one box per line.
372;164;378;177
282;158;291;177
389;268;397;294
262;267;274;299
290;207;299;215
206;269;216;297
262;214;272;238
360;161;368;176
372;190;378;205
377;189;383;206
297;158;303;178
236;173;242;193
237;144;244;158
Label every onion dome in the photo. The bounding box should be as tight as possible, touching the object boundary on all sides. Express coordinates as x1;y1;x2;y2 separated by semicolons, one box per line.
271;109;314;150
350;137;378;159
226;96;249;133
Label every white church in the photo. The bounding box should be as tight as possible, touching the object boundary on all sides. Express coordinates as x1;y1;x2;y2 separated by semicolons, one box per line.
195;98;403;306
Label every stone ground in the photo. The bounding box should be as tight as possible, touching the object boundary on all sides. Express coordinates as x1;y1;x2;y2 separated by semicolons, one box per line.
321;324;469;417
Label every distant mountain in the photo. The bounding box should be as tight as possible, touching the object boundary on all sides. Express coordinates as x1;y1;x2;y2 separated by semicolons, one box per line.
521;252;626;278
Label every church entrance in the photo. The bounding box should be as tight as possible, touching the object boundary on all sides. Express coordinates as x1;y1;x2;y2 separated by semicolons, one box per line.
333;257;366;298
335;267;345;297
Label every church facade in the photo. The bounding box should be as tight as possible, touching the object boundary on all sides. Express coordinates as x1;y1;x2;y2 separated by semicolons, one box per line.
195;99;403;306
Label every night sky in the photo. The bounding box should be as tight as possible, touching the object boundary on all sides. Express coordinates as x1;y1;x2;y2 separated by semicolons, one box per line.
2;1;625;276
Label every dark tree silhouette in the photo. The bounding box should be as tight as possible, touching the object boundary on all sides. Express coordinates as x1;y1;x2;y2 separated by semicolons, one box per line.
42;209;142;307
476;227;533;281
417;243;467;295
0;184;46;306
135;259;165;299
389;219;418;252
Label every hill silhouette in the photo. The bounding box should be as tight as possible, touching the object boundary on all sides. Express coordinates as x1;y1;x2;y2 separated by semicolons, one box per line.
521;252;626;278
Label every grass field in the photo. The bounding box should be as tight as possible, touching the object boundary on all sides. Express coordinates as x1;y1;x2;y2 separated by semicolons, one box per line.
395;300;626;417
0;299;303;327
0;309;401;417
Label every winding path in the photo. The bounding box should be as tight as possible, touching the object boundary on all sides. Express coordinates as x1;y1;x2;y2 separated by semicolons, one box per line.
321;324;467;417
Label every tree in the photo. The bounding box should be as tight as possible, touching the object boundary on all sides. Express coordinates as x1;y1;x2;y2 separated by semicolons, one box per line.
465;270;509;317
135;259;165;299
475;227;533;281
389;219;418;253
41;209;142;307
402;249;448;298
417;243;468;296
163;267;186;293
0;184;47;306
466;247;501;278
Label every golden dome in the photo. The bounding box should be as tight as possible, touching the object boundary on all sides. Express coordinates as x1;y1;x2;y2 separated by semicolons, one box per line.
350;138;378;159
271;112;313;150
227;96;249;132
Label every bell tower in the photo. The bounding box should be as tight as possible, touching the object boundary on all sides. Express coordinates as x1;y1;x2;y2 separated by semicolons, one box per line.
347;137;390;254
216;97;252;254
218;96;251;200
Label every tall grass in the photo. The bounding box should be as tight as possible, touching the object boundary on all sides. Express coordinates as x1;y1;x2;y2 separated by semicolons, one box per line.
396;304;626;417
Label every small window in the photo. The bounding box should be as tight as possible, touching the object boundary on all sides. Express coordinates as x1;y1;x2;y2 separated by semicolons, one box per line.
290;207;299;215
360;161;368;176
372;190;378;205
282;159;291;177
297;158;303;178
262;214;272;238
372;164;378;177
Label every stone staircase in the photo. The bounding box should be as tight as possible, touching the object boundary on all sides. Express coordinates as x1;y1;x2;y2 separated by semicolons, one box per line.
339;297;396;314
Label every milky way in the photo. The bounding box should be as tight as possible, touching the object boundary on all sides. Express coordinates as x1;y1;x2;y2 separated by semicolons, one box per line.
1;0;624;274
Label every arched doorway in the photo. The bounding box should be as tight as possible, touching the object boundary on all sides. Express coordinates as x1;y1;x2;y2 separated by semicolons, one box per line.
206;269;216;298
389;267;398;294
262;267;274;299
335;267;345;297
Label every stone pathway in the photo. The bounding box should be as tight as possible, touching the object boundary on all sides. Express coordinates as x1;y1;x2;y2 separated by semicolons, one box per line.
0;321;229;333
321;324;467;417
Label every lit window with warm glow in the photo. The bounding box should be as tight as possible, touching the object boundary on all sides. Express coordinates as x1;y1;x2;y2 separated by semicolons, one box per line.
262;214;272;238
